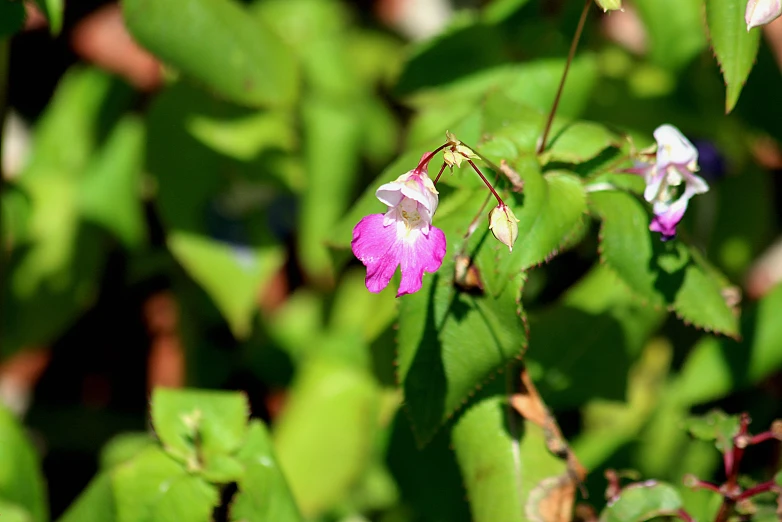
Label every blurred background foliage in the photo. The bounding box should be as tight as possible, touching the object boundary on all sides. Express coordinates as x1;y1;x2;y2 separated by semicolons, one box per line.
1;0;782;521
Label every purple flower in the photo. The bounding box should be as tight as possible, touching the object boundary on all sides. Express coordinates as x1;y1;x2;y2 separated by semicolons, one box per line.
632;125;709;241
351;154;447;296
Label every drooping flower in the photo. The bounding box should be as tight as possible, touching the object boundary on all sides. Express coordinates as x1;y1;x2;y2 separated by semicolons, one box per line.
746;0;782;30
351;153;447;296
632;124;709;241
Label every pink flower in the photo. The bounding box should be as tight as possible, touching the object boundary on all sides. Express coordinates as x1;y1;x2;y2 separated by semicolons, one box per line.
629;124;709;241
351;154;447;296
746;0;782;30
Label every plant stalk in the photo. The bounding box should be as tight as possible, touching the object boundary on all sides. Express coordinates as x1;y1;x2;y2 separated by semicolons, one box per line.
537;0;593;154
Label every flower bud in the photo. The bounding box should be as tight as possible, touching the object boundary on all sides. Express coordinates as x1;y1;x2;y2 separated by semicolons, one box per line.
595;0;622;11
443;131;477;168
488;204;520;252
746;0;782;30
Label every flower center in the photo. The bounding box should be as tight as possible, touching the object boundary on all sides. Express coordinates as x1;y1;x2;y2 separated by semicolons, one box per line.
399;198;423;229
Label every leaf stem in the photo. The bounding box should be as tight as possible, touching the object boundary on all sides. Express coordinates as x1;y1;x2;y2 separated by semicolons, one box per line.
537;0;592;155
418;143;450;171
466;159;505;206
433;162;447;185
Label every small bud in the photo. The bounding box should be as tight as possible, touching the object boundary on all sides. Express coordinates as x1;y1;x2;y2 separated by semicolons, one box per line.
488;204;519;252
746;0;782;30
595;0;622;11
443;131;477;168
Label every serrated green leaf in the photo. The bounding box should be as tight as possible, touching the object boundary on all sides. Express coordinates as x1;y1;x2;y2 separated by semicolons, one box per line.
273;358;380;517
0;406;48;522
150;388;249;480
79;116;146;248
168;232;285;339
397;190;527;444
112;447;219;522
230;421;303;522
684;410;740;452
634;0;707;69
123;0;298;107
589;190;738;336
599;482;683;522
544;122;621;164
705;0;761;112
57;473;115;522
673;283;782;405
452;391;573;522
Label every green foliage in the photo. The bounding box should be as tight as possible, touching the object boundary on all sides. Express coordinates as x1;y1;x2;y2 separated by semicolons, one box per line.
685;410;740;452
599;482;683;521
33;0;63;35
705;0;761;112
0;406;48;522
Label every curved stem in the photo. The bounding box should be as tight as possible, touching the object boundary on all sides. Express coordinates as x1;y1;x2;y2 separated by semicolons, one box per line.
467;159;504;206
537;0;593;154
433;162;447;185
417;143;450;171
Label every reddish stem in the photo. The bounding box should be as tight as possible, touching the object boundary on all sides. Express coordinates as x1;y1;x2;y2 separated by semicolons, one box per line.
736;480;777;502
688;479;723;495
747;431;778;446
417;143;450;172
466;159;505;206
433;162;447;185
675;509;694;522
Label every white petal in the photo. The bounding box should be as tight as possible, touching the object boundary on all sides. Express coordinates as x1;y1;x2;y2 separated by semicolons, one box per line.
654;124;698;168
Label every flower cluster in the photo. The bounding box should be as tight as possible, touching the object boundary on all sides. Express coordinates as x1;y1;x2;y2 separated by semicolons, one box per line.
631;125;709;241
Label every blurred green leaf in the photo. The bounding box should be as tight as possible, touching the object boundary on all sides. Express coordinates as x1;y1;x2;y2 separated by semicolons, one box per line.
33;0;63;35
0;500;34;522
599;482;683;522
0;406;48;522
589;190;738;337
169;232;285;339
634;0;707;69
79;116;146;248
704;0;761;112
112;447;219;522
100;433;156;471
123;0;298;107
595;0;622;10
151;388;249;481
273;358;381;517
684;410;740;452
57;474;115;522
231;421;303;522
298;96;362;284
544;122;621;164
0;1;25;38
482;0;533;23
452;391;573;522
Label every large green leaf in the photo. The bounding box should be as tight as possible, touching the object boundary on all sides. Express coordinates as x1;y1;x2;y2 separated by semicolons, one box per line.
112;447;219;522
452;391;573;522
273;358;381;517
0;406;48;522
599;482;683;522
0;500;34;522
231;421;302;522
397;189;528;445
705;0;761;112
544;121;621;164
633;0;707;69
151;388;249;482
123;0;298;107
57;474;115;522
589;190;738;337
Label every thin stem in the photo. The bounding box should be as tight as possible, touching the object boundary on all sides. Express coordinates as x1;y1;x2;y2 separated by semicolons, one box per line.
466;159;504;206
747;430;778;446
688;480;722;495
537;0;593;155
736;480;776;501
675;509;694;522
417;143;450;171
433;162;447;185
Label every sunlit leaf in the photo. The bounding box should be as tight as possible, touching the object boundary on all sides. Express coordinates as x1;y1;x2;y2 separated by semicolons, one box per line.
123;0;298;107
57;474;115;522
599;482;683;522
705;0;761;112
33;0;63;35
0;406;48;522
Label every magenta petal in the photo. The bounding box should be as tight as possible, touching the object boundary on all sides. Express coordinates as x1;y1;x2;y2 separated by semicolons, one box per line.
398;226;447;297
352;214;402;293
649;199;688;241
351;214;447;296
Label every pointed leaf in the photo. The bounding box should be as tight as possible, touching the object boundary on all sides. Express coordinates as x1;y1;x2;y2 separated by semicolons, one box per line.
123;0;298;107
231;421;303;522
57;474;115;522
33;0;64;35
705;0;761;112
599;482;683;522
0;406;48;522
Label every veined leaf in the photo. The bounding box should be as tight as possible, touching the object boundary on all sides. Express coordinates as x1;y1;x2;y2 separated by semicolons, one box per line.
600;482;683;522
